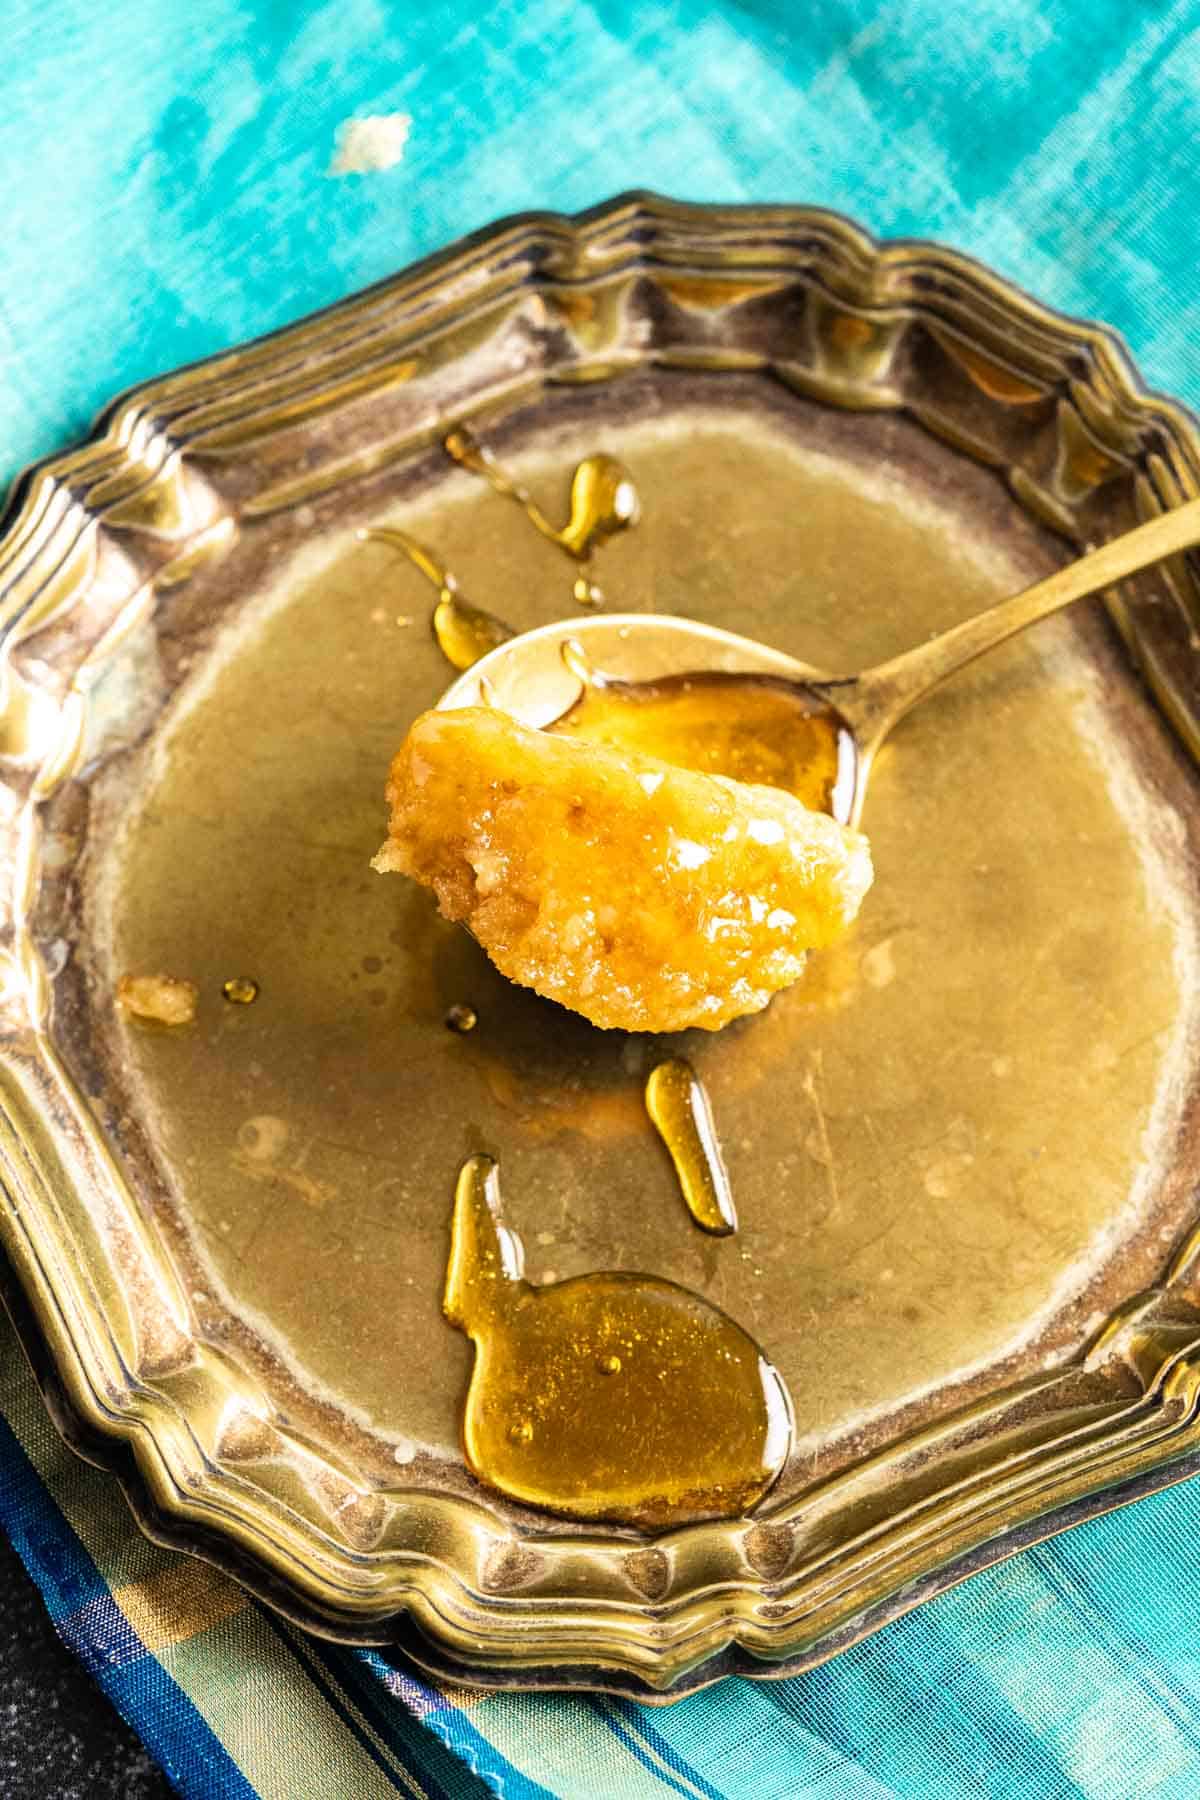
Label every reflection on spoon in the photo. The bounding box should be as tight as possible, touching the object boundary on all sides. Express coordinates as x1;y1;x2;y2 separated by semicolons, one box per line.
357;526;514;671
445;425;640;607
439;495;1200;825
444;1153;791;1524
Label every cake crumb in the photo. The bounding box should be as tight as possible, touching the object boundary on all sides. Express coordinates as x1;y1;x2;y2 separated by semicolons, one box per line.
117;973;198;1026
330;113;411;175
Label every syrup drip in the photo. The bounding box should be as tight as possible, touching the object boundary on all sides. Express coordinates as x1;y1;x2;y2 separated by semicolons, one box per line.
357;526;514;671
549;660;856;817
444;425;639;607
222;976;259;1005
444;1154;793;1525
645;1058;737;1235
445;1003;478;1033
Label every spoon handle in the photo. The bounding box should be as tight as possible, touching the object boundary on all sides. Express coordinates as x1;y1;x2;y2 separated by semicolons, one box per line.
847;493;1200;745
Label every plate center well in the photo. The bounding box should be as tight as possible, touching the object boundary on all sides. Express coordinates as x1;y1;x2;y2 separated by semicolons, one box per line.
84;377;1200;1503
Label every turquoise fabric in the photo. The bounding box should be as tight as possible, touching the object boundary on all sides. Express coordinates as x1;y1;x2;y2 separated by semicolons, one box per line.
5;0;1200;490
5;3;1200;1796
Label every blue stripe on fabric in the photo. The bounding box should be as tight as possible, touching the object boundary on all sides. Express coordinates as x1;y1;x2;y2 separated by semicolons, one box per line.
57;1589;153;1674
590;1699;708;1800
362;1648;445;1722
261;1611;429;1796
0;1419;111;1622
306;1635;475;1800
615;1702;727;1800
0;1409;259;1800
407;1695;561;1800
355;1648;559;1800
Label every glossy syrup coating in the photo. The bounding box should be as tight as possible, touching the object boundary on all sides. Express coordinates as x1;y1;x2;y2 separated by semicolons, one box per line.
551;670;852;815
444;1155;793;1525
373;707;872;1033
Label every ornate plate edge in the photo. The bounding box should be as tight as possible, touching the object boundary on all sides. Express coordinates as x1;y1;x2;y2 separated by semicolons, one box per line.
1;194;1200;1693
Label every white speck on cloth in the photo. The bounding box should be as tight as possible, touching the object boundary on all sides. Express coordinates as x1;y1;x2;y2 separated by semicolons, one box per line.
329;113;411;175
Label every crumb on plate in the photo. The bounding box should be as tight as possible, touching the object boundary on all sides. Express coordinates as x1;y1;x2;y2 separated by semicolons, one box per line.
117;973;199;1027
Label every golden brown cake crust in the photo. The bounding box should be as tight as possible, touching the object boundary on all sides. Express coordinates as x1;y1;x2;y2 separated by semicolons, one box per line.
375;708;872;1033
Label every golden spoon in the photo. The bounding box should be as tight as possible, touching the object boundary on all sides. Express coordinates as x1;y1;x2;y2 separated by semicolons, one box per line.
438;498;1200;827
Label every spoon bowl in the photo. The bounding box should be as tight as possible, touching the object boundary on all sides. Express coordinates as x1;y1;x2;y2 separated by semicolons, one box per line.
438;494;1200;827
438;613;860;819
439;611;832;725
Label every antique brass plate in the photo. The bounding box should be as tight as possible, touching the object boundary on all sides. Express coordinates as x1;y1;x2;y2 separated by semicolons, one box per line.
2;197;1200;1698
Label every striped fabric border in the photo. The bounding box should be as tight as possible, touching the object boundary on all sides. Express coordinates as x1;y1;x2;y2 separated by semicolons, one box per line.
10;1294;1200;1797
0;1311;495;1799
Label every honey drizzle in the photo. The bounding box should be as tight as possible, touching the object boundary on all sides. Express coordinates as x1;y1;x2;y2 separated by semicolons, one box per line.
644;1059;737;1236
357;526;514;671
444;1154;792;1525
444;425;639;607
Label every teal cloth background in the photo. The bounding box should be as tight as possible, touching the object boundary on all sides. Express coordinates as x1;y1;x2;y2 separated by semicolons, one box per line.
6;0;1200;489
5;3;1200;1796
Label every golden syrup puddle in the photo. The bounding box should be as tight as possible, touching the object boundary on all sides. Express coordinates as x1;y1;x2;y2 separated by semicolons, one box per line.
444;1154;792;1525
444;425;639;607
645;1058;737;1236
356;526;514;671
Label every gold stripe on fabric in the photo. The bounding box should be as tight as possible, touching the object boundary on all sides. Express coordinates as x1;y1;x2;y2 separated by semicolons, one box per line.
112;1558;246;1651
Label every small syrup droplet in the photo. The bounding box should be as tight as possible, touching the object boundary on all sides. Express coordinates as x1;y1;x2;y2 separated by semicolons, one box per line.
645;1059;737;1235
222;976;259;1006
508;1419;533;1445
557;455;641;559
596;1353;622;1376
445;1003;478;1033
